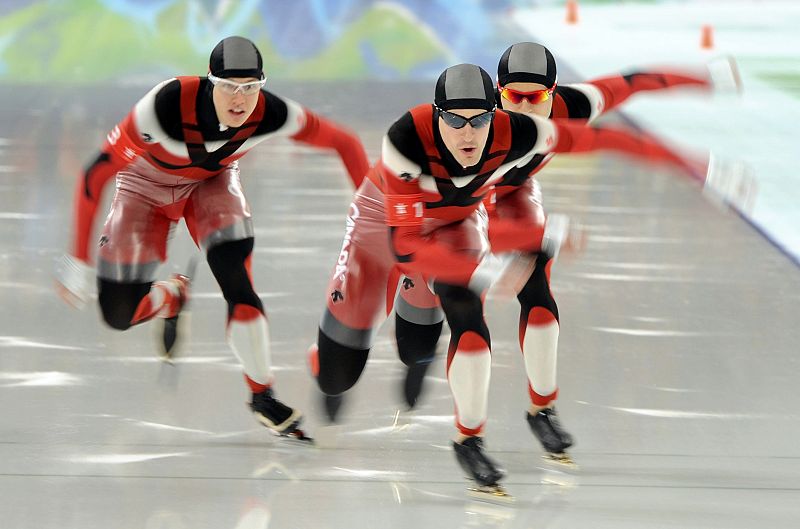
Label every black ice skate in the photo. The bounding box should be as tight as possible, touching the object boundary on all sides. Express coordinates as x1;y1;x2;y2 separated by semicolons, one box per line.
526;408;576;467
453;437;512;501
403;360;431;409
250;389;313;444
160;256;199;361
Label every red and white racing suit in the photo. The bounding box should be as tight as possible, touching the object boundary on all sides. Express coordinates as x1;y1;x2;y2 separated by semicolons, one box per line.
72;75;369;393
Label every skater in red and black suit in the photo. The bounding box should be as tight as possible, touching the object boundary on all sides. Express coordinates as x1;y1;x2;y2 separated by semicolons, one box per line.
56;36;369;441
392;42;741;466
310;62;702;494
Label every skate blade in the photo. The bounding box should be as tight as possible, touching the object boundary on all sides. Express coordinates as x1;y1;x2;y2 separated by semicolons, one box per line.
278;428;315;445
157;311;191;362
542;452;578;469
254;412;313;445
466;485;514;503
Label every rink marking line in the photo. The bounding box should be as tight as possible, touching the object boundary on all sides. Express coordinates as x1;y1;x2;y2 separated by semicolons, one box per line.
571;272;711;282
190;292;290;299
122;419;215;435
0;337;84;350
0;371;85;387
0;212;46;219
589;327;705;337
607;407;762;420
64;453;191;464
578;261;697;270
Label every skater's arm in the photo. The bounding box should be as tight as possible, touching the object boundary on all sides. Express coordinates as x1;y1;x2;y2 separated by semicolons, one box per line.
487;214;546;254
70;113;147;262
291;108;370;188
587;68;710;114
378;126;485;285
380;162;482;285
551;65;720;122
550;117;694;172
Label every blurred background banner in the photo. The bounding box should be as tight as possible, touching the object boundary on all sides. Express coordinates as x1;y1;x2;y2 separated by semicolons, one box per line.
0;0;525;83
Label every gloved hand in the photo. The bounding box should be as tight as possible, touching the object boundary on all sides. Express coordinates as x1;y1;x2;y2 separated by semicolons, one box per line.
707;55;743;95
541;213;585;261
55;253;94;309
703;153;757;213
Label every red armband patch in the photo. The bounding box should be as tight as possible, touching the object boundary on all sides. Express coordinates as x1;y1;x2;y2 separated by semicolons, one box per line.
385;193;424;226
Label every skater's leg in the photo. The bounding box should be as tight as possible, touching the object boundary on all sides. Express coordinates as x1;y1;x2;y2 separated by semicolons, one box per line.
206;237;302;434
394;273;444;408
310;180;395;421
191;168;303;436
436;282;492;442
436;283;507;493
517;253;574;456
95;188;184;331
517;253;561;412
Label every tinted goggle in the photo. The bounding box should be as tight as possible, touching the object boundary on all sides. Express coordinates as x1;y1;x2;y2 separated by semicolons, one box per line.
436;107;496;129
207;73;266;95
498;83;556;105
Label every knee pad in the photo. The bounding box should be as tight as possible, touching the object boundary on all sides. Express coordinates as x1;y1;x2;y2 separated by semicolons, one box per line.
395;313;442;367
97;279;152;330
434;283;488;341
315;329;369;395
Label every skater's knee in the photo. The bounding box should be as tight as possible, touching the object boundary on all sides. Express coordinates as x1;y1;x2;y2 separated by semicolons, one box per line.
395;314;442;367
97;279;152;330
315;329;369;395
517;254;558;317
434;284;485;337
207;238;264;312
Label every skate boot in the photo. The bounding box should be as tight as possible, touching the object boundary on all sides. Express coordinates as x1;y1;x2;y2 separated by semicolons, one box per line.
250;388;312;443
453;437;512;501
526;408;575;466
403;360;431;409
159;273;191;361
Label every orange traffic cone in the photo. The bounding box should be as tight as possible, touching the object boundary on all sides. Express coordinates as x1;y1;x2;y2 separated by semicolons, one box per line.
701;25;714;49
566;0;579;25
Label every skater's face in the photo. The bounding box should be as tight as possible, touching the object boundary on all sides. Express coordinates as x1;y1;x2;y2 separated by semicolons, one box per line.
210;75;264;128
437;107;494;168
498;82;555;118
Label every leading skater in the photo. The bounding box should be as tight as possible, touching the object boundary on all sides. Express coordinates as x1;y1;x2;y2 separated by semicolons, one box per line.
56;36;369;441
392;41;742;466
311;62;704;496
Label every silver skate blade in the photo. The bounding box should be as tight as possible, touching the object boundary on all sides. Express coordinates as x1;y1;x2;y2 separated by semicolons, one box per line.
466;484;515;504
279;427;315;446
542;452;578;469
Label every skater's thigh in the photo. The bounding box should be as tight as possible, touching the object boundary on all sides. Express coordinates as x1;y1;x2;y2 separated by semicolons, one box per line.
97;189;171;283
395;273;443;325
186;164;254;250
427;207;490;261
320;183;394;350
493;179;545;224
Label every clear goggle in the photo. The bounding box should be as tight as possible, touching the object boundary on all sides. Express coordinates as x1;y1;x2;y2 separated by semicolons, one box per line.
207;73;266;95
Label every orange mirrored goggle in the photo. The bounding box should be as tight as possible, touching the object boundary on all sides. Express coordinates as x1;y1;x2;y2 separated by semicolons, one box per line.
498;83;556;105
